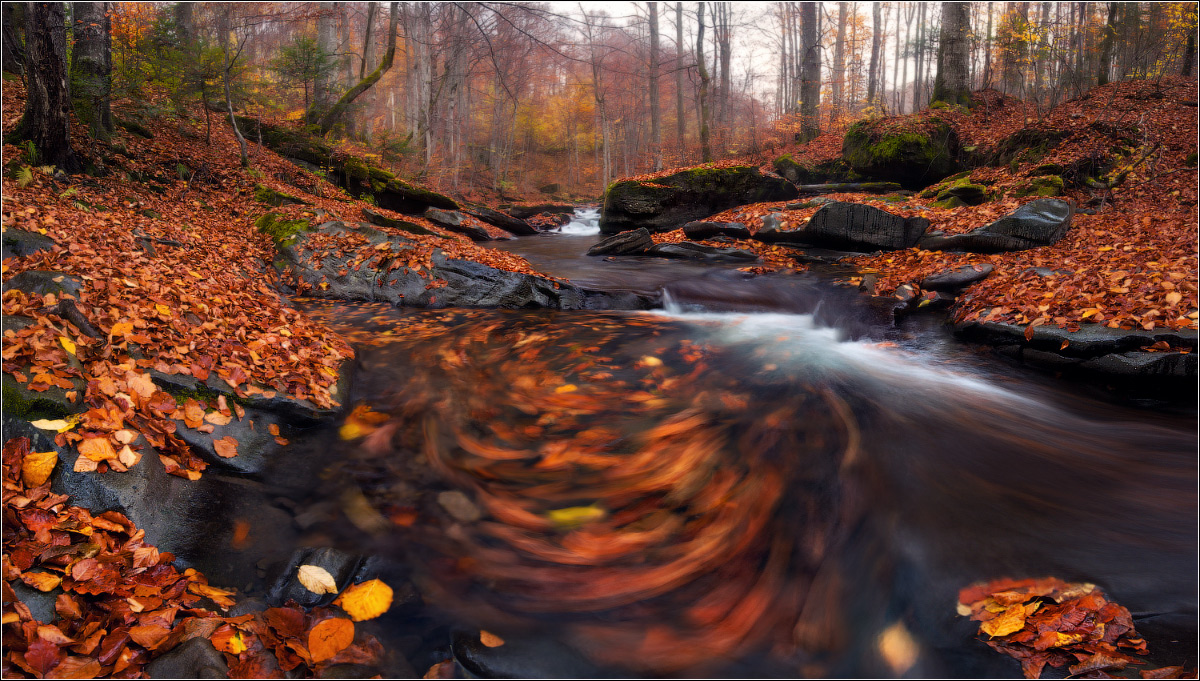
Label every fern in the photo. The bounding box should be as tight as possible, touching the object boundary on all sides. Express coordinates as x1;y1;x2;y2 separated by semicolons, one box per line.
16;165;33;187
22;140;38;165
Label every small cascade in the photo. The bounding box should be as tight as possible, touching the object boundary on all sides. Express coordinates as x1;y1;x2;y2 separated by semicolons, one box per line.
557;206;601;235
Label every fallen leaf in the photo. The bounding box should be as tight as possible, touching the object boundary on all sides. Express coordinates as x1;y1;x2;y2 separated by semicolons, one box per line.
546;504;607;528
308;617;354;662
59;336;76;355
22;450;58;487
213;436;238;458
78;438;117;462
479;630;505;648
334;579;394;622
297;565;338;595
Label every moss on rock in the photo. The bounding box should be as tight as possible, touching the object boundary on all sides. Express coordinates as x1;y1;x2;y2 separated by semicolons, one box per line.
773;154;854;185
843;118;959;189
255;212;312;247
1014;175;1065;198
254;184;309;208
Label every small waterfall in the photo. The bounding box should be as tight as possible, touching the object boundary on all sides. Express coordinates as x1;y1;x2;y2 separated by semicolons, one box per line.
557;207;601;235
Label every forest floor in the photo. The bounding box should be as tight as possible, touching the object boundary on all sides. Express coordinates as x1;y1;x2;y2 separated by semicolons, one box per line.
1;75;1197;678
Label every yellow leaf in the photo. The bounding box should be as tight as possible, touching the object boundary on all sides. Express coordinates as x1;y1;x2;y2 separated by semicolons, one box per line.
155;303;172;317
22;450;58;488
1165;291;1183;306
1097;246;1114;252
110;321;134;337
980;604;1030;637
59;336;76;355
554;384;577;393
308;617;355;662
640;356;662;367
545;504;607;528
188;270;204;278
334;579;394;622
297;565;339;595
30;417;78;433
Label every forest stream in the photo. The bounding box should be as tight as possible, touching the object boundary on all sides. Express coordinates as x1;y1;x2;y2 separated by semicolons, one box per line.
263;210;1199;678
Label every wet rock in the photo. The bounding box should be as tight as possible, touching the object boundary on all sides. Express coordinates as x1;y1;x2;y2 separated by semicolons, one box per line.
1078;351;1196;379
682;221;752;240
10;581;58;623
451;629;623;679
3;270;85;299
267;547;361;608
463;205;538;236
254;184;309;207
277;222;653;310
145;637;228;679
424;209;491;241
919;263;994;291
2;228;57;260
600;166;797;234
437;490;482;523
646;242;759;263
919;199;1073;253
148;363;350;426
953;320;1198;357
586;228;653;256
361;207;438;236
507;203;575;219
797;202;929;251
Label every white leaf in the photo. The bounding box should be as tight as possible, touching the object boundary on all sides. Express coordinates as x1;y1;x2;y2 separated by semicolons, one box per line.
297;565;338;595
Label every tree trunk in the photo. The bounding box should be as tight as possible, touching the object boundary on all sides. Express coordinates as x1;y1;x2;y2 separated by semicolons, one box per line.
832;2;847;126
3;3;26;75
314;2;339;119
675;2;685;156
70;2;113;141
647;2;662;171
866;2;882;108
931;1;971;106
893;2;902;112
1183;20;1197;77
914;2;926;109
12;3;81;173
799;2;820;141
173;2;193;43
697;2;712;162
218;5;249;167
316;2;398;136
1096;2;1118;86
716;2;732;131
982;1;993;87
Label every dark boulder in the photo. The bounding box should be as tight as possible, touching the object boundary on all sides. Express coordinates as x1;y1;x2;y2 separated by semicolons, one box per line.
145;637;228;679
463;205;537;235
424;209;492;241
3;270;85;299
538;183;562;194
920;263;994;291
587;228;653;256
782;202;929;251
600;166;798;234
266;547;361;609
754;213;805;243
375;178;459;214
645;242;759;263
919;199;1073;253
361;207;438;236
682;221;752;241
2;229;57;260
451;629;621;679
275;221;653;310
773;154;855;184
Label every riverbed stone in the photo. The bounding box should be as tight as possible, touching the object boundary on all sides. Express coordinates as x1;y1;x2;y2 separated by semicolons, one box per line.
920;263;994;291
146;637;229;679
266;547;360;608
463;205;538;235
646;242;759;262
798;202;929;251
424;209;491;241
587;228;653;256
600;166;798;234
2;228;57;260
275;221;652;310
682;221;752;240
919;199;1073;252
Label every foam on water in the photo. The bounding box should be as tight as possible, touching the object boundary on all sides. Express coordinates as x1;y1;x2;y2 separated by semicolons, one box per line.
556;207;601;235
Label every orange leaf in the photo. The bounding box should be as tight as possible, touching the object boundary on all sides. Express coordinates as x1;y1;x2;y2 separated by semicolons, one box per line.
308;618;354;663
479;630;505;648
213;436;239;458
78;438;117;462
333;579;394;622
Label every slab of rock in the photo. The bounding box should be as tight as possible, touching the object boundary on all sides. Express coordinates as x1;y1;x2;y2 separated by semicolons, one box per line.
276;221;653;310
682;221;752;240
587;228;653;256
463;205;538;235
920;263;994;291
920;199;1073;253
3;270;85;299
646;242;759;263
600;165;798;234
799;202;928;251
362;207;438;236
424;208;491;241
2;229;57;260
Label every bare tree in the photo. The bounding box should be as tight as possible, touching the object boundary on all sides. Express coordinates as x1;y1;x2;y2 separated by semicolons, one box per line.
866;1;882;108
697;2;712;162
648;2;662;171
13;2;82;173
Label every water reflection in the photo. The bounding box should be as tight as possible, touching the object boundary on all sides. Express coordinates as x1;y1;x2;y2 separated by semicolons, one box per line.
298;300;1197;678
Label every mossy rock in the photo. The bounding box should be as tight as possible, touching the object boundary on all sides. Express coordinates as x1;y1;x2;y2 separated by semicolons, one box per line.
936;182;989;206
600;165;798;234
254;184;309;208
1014;175;1064;198
989;128;1068;167
773;154;854;185
1185;152;1197;168
340;156;396;194
233;115;333;167
376;178;459;214
1031;163;1065;176
931;196;969;209
842;118;960;189
255;212;312;248
116;117;153;139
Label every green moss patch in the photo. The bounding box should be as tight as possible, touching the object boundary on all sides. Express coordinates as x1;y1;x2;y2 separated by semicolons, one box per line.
254;184;309;208
1014;175;1065;198
255;212;312;247
842;118;959;189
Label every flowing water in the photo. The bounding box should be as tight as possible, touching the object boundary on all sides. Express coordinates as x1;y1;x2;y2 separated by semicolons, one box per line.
286;211;1197;678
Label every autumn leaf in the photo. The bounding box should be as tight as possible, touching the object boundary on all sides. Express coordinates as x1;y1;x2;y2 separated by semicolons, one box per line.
334;579;394;622
22;450;58;487
30;416;79;433
59;336;76;356
479;630;505;648
77;437;117;462
21;571;63;592
210;624;247;655
297;565;338;595
213;436;239;458
308;617;354;662
23;638;64;677
546;504;607;528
